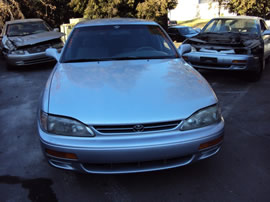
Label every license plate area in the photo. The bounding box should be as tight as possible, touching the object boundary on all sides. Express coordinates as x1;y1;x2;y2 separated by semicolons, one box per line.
200;57;217;63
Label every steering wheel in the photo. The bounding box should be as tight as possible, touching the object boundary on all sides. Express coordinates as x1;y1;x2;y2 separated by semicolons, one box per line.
136;46;156;51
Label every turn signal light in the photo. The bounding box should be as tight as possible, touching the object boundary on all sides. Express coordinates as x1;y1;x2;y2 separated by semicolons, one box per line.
199;136;224;150
45;148;78;160
232;60;247;64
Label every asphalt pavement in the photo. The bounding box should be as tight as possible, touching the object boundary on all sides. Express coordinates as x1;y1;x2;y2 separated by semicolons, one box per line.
0;57;270;202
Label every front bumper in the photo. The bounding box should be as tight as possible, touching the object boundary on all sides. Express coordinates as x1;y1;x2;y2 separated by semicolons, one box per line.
5;51;55;66
37;119;225;174
184;51;260;72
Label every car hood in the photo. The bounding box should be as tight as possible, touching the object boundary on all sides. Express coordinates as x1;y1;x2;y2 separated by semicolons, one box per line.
47;59;217;125
8;31;64;47
186;32;260;47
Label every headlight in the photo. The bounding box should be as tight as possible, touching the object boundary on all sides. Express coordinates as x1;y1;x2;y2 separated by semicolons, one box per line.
5;39;15;50
180;105;221;131
40;111;95;137
10;50;26;55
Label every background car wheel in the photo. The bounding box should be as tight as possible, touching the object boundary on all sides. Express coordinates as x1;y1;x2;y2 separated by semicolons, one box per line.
6;62;15;71
246;58;264;82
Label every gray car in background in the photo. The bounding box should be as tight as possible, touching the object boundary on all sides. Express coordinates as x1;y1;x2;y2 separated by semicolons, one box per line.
1;18;64;69
181;16;270;81
168;26;199;42
37;18;224;174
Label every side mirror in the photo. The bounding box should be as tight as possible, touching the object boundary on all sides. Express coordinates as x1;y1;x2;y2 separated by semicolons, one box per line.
46;48;60;62
53;28;60;32
263;30;270;36
178;44;192;56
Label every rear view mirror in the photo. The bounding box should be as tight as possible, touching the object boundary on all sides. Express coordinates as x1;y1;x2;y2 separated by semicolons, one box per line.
53;28;60;32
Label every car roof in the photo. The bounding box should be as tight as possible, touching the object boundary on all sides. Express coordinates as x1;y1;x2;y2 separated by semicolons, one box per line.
210;16;263;21
75;18;158;28
5;18;43;25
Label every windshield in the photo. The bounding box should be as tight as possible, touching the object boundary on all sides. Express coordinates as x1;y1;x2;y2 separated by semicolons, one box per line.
202;18;259;34
6;21;51;37
61;25;178;63
178;27;197;35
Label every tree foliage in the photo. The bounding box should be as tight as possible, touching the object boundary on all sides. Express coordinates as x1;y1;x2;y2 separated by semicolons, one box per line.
69;0;178;29
83;0;136;19
213;0;226;16
227;0;270;19
136;0;177;28
1;0;178;31
0;0;78;30
69;0;88;15
0;0;24;29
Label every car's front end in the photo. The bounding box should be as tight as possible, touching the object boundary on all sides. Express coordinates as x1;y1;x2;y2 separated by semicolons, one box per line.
37;59;224;174
181;17;267;81
4;37;63;66
182;32;262;72
38;107;224;174
1;19;64;67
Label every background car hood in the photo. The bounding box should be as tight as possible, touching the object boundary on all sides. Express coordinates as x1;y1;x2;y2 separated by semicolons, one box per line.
188;32;259;46
8;31;64;47
48;59;217;125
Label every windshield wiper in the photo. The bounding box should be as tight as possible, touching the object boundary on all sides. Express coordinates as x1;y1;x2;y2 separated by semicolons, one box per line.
62;58;104;63
63;56;175;63
112;56;175;60
201;32;225;35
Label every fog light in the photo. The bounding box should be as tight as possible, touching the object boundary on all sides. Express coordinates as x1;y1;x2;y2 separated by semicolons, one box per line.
45;149;78;160
232;60;247;64
199;136;224;150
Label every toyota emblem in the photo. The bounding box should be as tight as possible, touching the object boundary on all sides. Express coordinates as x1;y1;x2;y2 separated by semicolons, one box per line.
133;124;144;132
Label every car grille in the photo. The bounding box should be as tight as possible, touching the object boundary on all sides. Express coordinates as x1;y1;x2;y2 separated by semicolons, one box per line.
21;56;55;65
190;62;231;68
82;155;193;173
93;120;181;134
27;44;51;53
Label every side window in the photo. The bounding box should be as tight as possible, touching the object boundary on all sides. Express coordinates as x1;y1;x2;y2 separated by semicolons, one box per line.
260;20;267;33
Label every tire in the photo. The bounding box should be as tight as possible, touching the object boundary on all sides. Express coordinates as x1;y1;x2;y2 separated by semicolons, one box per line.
245;57;265;82
6;61;15;71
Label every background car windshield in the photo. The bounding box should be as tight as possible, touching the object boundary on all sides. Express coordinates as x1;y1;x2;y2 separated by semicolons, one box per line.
203;19;258;34
7;21;51;36
61;25;178;62
178;27;197;35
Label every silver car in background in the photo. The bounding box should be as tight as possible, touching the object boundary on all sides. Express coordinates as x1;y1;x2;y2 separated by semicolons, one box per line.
37;18;224;174
181;16;270;81
1;18;64;69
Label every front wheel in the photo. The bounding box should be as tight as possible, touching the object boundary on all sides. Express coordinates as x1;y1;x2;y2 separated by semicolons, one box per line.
6;61;15;71
245;58;265;82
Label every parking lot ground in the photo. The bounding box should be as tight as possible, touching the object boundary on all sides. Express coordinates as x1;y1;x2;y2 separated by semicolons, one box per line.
0;58;270;202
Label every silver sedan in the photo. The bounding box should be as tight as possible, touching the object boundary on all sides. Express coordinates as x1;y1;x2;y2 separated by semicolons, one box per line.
37;18;224;174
